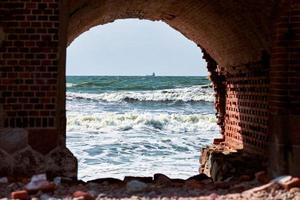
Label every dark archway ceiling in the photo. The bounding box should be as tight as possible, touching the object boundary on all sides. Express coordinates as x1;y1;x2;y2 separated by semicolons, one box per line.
67;0;277;69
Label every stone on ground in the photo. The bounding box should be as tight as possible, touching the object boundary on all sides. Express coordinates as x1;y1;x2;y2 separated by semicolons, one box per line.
126;180;148;193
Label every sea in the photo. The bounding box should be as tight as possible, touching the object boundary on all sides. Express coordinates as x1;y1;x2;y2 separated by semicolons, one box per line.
66;76;221;181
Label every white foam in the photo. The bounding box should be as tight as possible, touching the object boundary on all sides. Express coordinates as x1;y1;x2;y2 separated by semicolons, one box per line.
66;83;77;88
67;110;221;181
66;86;214;103
67;111;218;133
66;85;219;181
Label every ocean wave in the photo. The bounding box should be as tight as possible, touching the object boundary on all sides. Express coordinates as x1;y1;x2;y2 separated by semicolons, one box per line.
67;112;218;133
66;83;77;88
66;76;211;91
67;81;113;88
66;86;214;103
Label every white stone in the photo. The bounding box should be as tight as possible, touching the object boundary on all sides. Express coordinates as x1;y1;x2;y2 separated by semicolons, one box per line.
31;174;47;182
126;180;148;193
25;174;49;191
40;194;58;200
0;177;8;184
40;194;51;200
273;175;292;184
88;190;98;198
53;177;61;185
25;180;50;191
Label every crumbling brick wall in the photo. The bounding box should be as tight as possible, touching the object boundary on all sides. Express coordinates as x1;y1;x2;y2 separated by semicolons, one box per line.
268;0;300;176
203;50;270;156
0;0;299;178
202;50;226;136
224;63;270;155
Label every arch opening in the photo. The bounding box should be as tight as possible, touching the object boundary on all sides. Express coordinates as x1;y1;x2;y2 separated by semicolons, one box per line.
64;0;273;180
66;19;221;180
63;0;275;181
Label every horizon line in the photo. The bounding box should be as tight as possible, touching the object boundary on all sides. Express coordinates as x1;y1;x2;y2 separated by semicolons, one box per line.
66;74;208;77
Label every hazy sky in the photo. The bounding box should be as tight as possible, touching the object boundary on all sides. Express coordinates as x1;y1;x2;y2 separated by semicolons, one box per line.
66;19;207;76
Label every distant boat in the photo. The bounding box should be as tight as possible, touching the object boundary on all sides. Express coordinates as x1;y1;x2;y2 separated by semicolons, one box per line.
146;72;156;77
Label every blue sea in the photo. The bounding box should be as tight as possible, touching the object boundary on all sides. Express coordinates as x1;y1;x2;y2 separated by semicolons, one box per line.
66;76;220;181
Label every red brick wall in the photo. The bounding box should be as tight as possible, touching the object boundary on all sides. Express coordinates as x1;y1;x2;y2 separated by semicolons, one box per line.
0;0;60;129
0;1;76;178
268;1;300;176
203;48;271;156
224;65;270;155
270;2;300;115
0;0;299;177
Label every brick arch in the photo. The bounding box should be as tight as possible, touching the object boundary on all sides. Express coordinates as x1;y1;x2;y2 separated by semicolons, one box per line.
67;0;275;69
65;0;276;155
1;0;300;179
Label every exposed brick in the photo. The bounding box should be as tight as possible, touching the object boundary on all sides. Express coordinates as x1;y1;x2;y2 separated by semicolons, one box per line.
1;0;300;179
224;67;270;155
0;0;59;130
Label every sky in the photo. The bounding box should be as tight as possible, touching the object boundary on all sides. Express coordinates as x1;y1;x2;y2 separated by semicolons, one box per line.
66;19;207;76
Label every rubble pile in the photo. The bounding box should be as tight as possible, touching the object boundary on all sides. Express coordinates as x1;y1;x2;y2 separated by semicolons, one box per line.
0;171;299;200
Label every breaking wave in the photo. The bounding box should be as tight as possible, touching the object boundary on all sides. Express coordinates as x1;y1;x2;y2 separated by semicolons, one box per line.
67;86;214;103
67;112;218;133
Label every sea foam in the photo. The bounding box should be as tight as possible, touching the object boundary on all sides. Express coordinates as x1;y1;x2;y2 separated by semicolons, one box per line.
66;77;219;181
67;111;218;133
67;86;214;103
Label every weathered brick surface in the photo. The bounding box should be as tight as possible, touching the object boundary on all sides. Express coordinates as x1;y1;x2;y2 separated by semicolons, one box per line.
0;0;76;178
202;50;226;137
0;0;300;178
270;1;300;115
268;1;300;176
224;67;270;155
0;0;59;129
67;0;275;68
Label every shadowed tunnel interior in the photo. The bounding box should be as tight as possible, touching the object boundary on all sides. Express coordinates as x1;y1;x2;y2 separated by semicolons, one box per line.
0;0;300;179
66;0;273;160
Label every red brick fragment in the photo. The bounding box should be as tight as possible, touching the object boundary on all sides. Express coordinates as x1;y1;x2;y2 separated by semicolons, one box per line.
73;191;95;200
11;190;28;200
41;182;56;193
281;177;300;190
